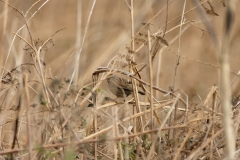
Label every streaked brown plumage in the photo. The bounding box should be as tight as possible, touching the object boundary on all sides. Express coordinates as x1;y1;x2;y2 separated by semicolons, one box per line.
107;75;145;98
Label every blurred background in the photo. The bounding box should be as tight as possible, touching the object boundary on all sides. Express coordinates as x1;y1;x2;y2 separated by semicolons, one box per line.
1;0;240;102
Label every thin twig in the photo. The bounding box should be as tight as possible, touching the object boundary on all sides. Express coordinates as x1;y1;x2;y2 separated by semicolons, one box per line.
172;0;186;90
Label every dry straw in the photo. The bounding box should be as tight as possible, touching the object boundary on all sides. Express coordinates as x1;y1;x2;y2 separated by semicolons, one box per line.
0;0;239;159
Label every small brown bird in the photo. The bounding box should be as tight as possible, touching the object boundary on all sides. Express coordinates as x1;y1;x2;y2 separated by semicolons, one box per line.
107;75;145;98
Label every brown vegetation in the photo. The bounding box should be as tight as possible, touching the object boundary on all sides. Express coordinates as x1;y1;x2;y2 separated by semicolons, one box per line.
0;0;240;159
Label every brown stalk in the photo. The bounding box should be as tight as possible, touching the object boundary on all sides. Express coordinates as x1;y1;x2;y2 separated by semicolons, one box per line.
23;74;32;159
219;0;237;158
92;74;98;159
147;31;154;141
129;0;143;145
210;90;217;159
112;107;118;160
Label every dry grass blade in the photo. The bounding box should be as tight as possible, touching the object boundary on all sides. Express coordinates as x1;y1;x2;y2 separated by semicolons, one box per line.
23;73;32;159
218;0;238;159
0;0;239;159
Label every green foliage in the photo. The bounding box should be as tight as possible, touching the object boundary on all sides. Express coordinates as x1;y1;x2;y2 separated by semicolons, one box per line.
121;142;137;159
99;133;107;143
142;134;152;150
40;99;48;105
65;149;76;160
97;88;109;96
36;146;56;160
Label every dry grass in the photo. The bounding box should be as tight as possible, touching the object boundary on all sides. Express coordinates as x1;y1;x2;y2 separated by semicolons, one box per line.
0;0;240;159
